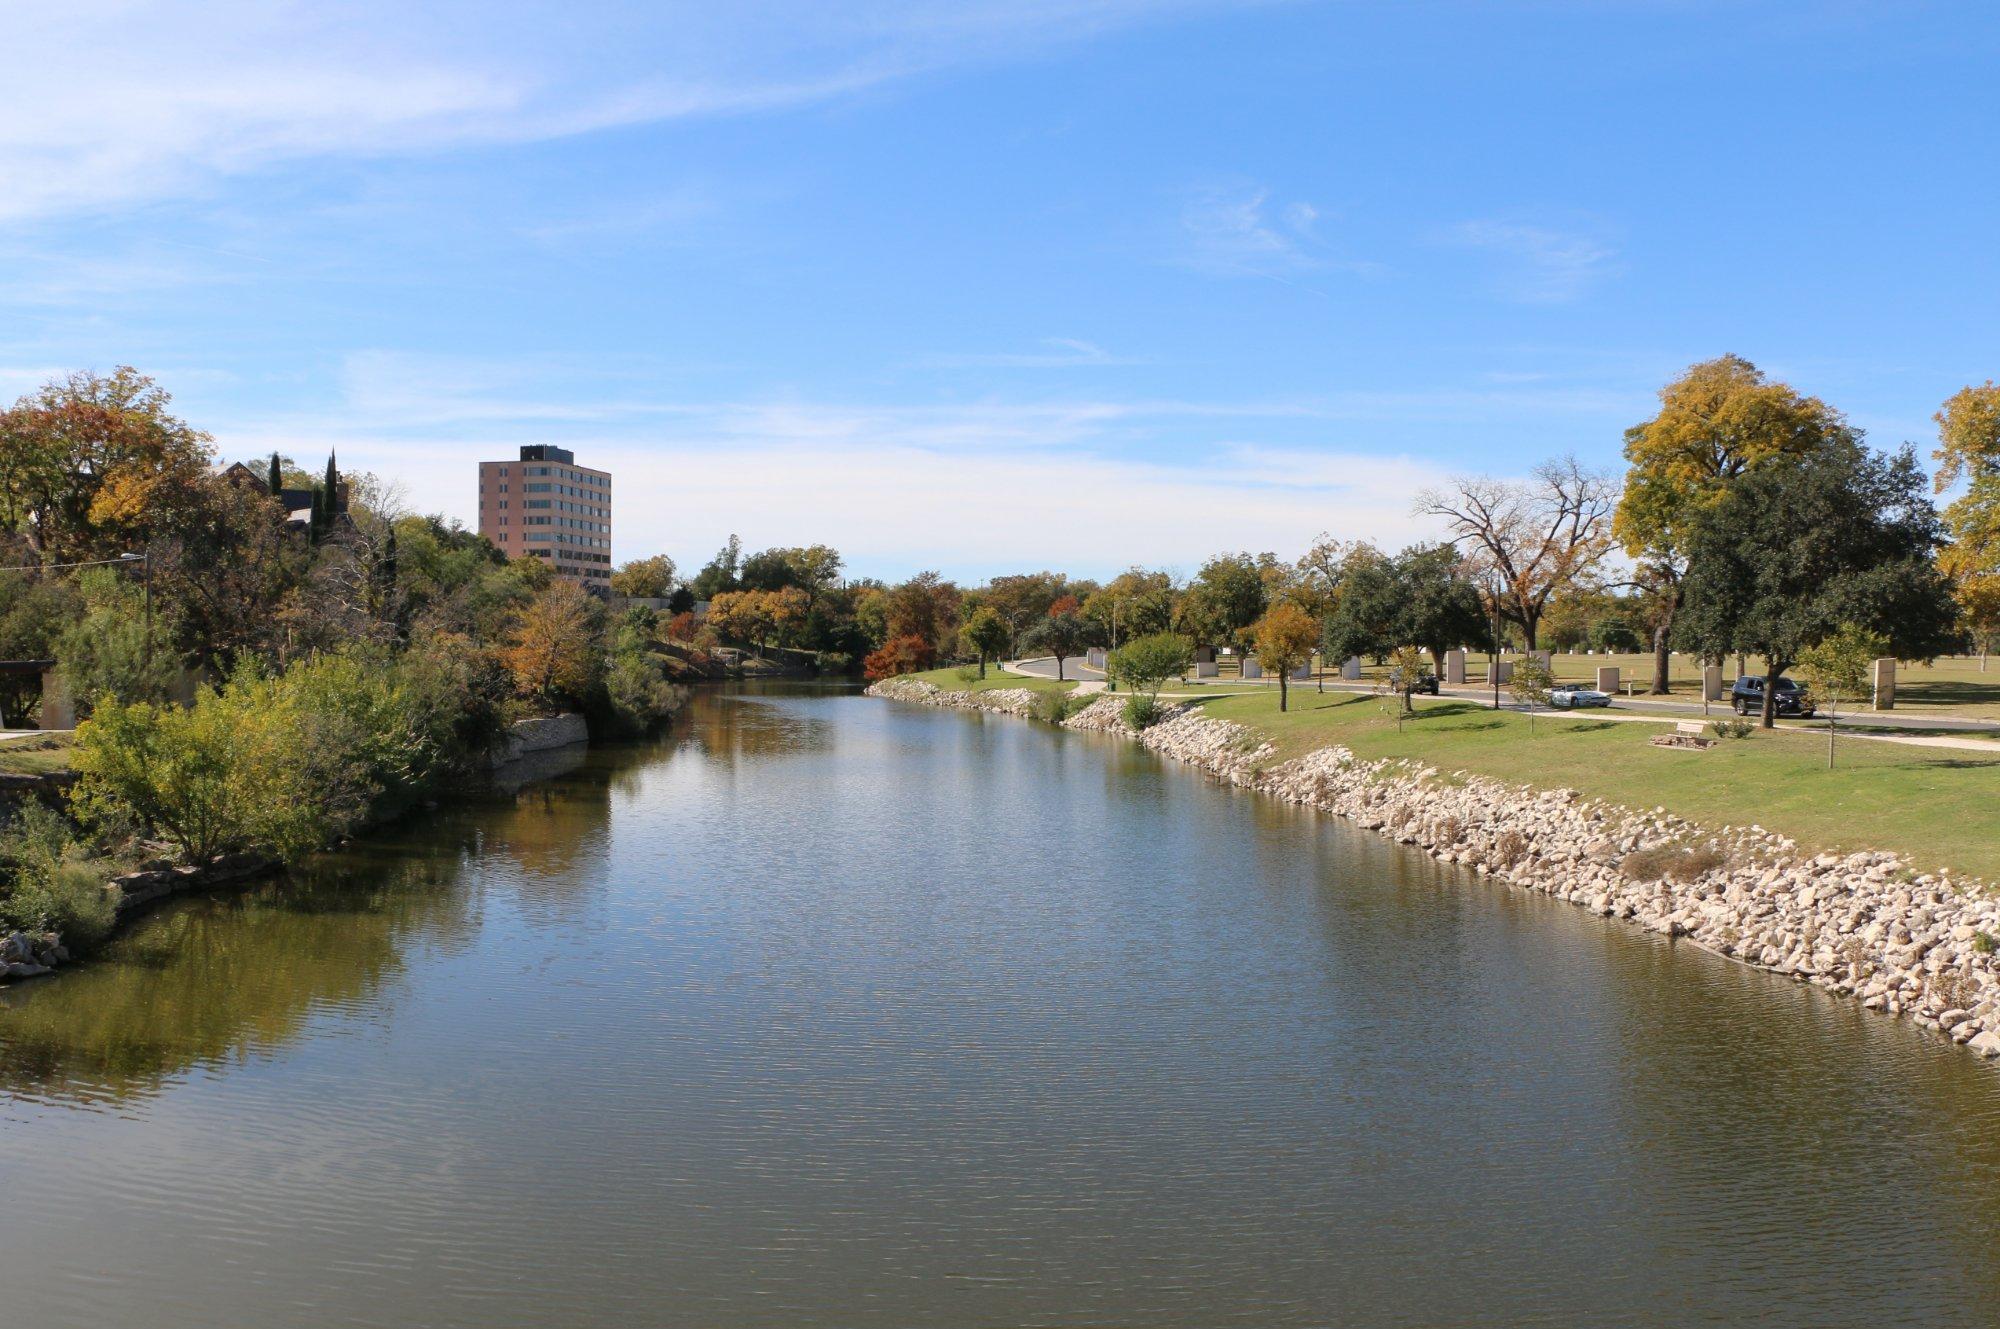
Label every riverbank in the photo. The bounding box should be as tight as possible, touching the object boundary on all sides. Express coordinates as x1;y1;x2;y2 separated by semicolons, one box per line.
870;676;2000;1060
0;712;599;984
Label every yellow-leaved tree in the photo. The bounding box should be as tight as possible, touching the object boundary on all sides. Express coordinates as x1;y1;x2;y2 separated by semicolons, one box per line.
1615;355;1856;694
1935;382;2000;669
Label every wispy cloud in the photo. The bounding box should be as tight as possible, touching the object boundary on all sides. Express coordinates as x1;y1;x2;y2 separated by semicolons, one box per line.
912;338;1142;369
1449;220;1617;303
1172;183;1330;278
0;1;1248;225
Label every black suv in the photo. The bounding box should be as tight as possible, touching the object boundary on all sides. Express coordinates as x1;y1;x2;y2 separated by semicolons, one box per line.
1730;675;1816;718
1388;667;1440;695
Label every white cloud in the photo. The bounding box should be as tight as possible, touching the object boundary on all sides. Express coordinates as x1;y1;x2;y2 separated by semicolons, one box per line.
1450;220;1616;303
0;1;1249;224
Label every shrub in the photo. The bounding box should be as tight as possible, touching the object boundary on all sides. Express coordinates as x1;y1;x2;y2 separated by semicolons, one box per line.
1032;691;1083;725
1493;828;1528;865
1621;844;1731;882
864;634;931;681
1975;931;1997;956
954;666;981;685
0;803;116;952
1123;695;1165;729
1709;718;1755;740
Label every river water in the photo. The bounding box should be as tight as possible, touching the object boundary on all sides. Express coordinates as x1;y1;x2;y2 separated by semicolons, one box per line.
3;684;1999;1327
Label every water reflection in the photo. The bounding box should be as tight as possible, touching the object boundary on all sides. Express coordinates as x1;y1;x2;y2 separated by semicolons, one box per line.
2;685;1999;1328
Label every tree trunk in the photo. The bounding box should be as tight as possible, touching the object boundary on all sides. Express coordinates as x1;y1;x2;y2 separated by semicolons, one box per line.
1761;657;1782;730
1519;606;1538;653
1279;671;1288;712
1650;624;1671;696
1056;655;1065;681
978;654;987;679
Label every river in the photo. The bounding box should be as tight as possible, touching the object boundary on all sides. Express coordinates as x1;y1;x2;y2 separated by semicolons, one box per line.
3;683;1999;1327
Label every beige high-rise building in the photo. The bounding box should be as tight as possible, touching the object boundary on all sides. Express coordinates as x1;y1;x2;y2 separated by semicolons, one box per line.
477;445;612;588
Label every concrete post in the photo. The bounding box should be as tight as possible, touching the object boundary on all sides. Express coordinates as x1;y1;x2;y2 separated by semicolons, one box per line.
1341;657;1362;680
39;668;75;730
1196;659;1218;678
1490;660;1513;684
1444;648;1466;685
1242;659;1263;680
1529;649;1552;671
1596;666;1620;694
1290;663;1312;681
1702;665;1724;702
1872;657;1896;710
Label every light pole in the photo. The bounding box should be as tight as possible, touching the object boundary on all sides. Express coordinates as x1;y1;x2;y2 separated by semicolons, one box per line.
120;550;151;669
1487;571;1502;711
1107;598;1123;692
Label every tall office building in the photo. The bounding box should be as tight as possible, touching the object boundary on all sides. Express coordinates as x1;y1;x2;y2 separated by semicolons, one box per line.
477;445;613;588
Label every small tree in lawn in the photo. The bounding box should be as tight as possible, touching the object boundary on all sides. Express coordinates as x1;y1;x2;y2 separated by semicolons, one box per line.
1109;632;1193;700
1026;609;1092;681
1510;655;1555;735
1251;602;1318;713
959;606;1011;679
1385;644;1429;716
1798;625;1886;769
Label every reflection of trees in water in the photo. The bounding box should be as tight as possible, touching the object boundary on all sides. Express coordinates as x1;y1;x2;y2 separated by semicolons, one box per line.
0;846;475;1107
685;686;837;764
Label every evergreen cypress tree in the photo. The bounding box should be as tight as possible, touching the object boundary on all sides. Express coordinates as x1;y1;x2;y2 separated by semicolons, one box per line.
310;486;326;542
324;452;339;515
268;452;282;496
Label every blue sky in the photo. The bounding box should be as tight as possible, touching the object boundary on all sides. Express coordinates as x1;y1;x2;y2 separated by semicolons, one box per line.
5;1;1997;581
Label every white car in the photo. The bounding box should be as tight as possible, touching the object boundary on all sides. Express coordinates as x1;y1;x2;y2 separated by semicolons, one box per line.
1547;683;1612;709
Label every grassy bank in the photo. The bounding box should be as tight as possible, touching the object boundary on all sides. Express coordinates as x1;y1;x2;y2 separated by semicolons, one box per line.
1187;689;2000;884
905;665;1077;695
0;734;73;777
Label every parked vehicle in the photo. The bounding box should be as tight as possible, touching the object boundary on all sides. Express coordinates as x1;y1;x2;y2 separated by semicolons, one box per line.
1387;668;1440;695
1730;674;1816;717
1547;683;1611;709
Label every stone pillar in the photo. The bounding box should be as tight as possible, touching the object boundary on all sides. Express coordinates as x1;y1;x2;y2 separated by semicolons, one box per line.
1341;656;1362;680
1290;663;1312;681
39;668;75;730
1443;648;1466;685
1196;659;1218;678
1529;649;1552;670
1872;657;1896;710
1490;659;1513;684
1702;665;1724;702
1596;666;1620;694
1241;659;1263;680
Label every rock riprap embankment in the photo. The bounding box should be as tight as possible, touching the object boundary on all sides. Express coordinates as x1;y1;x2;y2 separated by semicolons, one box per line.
874;681;2000;1060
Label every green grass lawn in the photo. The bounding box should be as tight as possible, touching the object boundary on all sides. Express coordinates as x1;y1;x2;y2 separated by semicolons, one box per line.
905;665;1077;695
1189;689;2000;884
0;732;74;776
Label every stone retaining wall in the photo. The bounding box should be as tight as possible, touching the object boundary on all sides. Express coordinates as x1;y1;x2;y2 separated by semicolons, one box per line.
873;681;2000;1060
493;712;590;766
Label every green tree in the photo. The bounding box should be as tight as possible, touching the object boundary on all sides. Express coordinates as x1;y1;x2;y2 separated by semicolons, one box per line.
688;534;743;600
54;568;177;711
1797;624;1888;769
1025;609;1093;681
1615;355;1854;693
958;605;1011;678
609;554;677;599
1181;552;1271;651
1251;602;1317;712
1321;544;1398;666
1109;632;1193;699
1677;446;1958;728
1397;542;1488;674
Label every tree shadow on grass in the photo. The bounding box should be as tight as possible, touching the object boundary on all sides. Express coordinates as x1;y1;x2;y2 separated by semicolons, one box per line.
1560;721;1619;733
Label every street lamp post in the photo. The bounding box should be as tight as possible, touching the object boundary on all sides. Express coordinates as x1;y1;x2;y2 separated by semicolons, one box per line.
120;550;151;669
1487;572;1502;711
